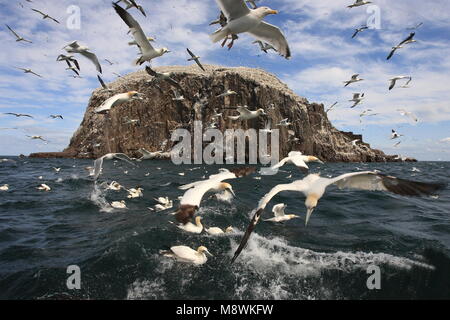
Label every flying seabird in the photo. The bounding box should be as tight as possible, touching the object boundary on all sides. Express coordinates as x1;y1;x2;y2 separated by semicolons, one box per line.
145;66;181;89
277;118;292;127
171;89;185;102
349;93;364;108
253;40;276;53
94;91;144;113
5;25;32;43
231;171;445;263
14;67;42;78
56;54;80;71
326;102;338;113
391;129;404;140
216;89;237;98
397;109;418;123
347;0;372;8
138;148;162;160
63;41;102;73
175;167;255;224
352;25;368;38
113;3;170;65
3;112;33;118
97;75;114;92
263;203;300;223
31;8;60;24
389;76;412;90
27;135;47;142
210;0;291;59
49;115;63;119
115;0;146;17
228;106;266;121
160;245;212;265
344;74;364;87
269;151;323;174
387;32;417;60
93;153;136;180
359;109;379;123
186;48;206;71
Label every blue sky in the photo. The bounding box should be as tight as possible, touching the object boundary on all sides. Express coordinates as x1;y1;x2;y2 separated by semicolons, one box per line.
0;0;449;160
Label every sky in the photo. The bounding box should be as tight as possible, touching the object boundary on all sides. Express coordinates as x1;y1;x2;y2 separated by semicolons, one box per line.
0;0;449;160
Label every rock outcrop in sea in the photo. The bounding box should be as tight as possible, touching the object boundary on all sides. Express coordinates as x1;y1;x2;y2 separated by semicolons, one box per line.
30;65;413;162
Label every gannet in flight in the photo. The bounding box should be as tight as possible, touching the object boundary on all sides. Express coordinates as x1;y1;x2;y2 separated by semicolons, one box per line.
326;102;338;113
14;67;42;78
270;151;323;173
352;26;368;39
97;75;114;93
63;41;102;73
93;153;136;180
387;32;417;60
186;48;206;71
344;74;364;87
228;106;266;121
5;25;32;43
145;66;181;89
27;135;47;142
397;109;418;123
172;89;185;102
205;226;234;235
115;0;146;17
347;0;372;8
253;40;276;53
128;37;154;46
349;93;364;108
232;171;445;263
263;203;300;222
31;8;60;24
94;91;144;113
210;0;291;59
113;3;170;65
175;167;255;224
160;245;212;265
57;54;80;72
389;76;412;90
277;118;292;127
3;112;33;118
216;89;237;98
49;115;63;119
391;129;404;140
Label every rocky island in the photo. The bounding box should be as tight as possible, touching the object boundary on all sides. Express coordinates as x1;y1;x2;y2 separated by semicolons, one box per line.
29;65;413;162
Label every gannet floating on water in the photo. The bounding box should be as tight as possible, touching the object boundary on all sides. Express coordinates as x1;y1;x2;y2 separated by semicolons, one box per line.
206;226;234;235
344;74;364;87
389;76;411;90
6;25;32;43
232;171;445;263
347;0;372;8
114;3;170;65
153;196;173;211
37;184;51;191
94;91;144;113
175;167;255;224
174;216;204;234
107;181;123;191
63;41;102;73
387;32;417;60
210;0;291;59
263;203;300;222
111;200;127;209
3;112;33;118
160;245;212;265
228;106;266;121
31;8;60;24
0;184;9;191
127;187;143;198
93;153;136;180
352;25;368;39
186;48;206;71
14;67;42;78
270;151;323;173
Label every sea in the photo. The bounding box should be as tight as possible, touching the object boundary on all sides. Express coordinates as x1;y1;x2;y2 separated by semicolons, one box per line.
0;157;449;300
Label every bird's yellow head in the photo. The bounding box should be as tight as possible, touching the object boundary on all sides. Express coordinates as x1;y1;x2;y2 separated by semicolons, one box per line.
304;195;319;226
220;183;235;197
128;91;144;100
197;246;213;256
256;7;279;17
308;156;324;164
225;226;234;233
195;216;203;225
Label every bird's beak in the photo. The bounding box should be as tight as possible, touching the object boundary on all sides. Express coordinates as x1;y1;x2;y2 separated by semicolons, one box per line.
229;189;236;197
317;160;324;164
268;10;278;15
205;250;213;257
305;208;314;226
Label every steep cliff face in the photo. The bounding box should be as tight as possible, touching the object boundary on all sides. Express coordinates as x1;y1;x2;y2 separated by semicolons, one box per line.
31;65;405;162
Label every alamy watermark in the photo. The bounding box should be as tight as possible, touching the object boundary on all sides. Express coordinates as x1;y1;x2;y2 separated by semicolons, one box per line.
66;5;81;30
66;265;81;290
366;5;381;30
366;265;381;290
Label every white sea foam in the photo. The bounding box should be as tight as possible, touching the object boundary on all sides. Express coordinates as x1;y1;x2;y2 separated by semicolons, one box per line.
90;183;114;213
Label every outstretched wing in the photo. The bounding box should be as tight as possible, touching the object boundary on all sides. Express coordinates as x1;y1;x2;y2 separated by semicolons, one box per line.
215;0;250;21
80;51;102;73
247;22;291;59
